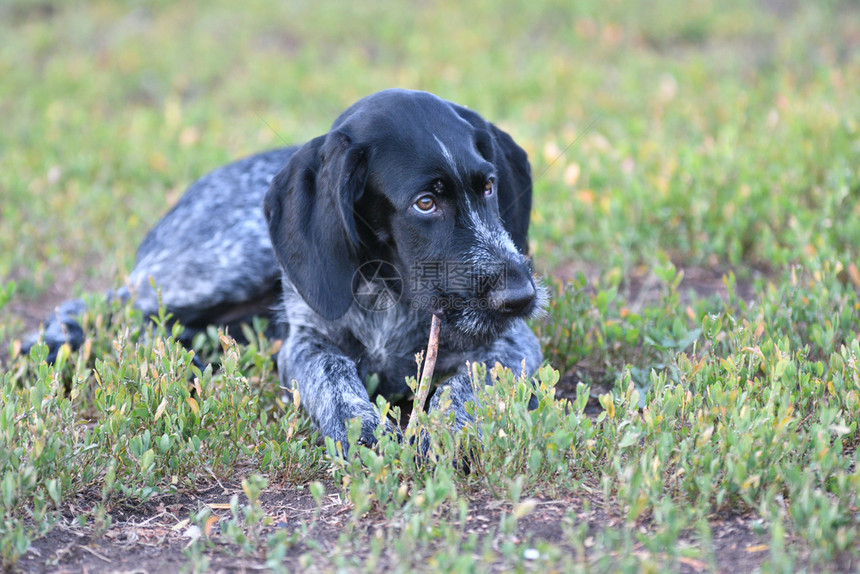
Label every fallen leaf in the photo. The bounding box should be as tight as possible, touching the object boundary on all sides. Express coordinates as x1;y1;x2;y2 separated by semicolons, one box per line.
154;397;168;422
204;515;219;536
849;263;860;288
564;163;581;186
577;189;595;203
513;499;538;519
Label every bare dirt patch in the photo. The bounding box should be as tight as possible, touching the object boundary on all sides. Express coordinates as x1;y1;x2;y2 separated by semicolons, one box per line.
550;261;759;309
13;477;787;574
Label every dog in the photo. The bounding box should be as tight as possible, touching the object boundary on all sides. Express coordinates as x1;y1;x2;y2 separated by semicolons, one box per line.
22;89;546;450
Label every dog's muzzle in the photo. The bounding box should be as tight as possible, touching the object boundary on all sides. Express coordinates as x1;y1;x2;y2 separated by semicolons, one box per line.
486;264;537;316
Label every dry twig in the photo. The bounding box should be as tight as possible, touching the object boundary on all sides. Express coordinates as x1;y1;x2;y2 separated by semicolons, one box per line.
407;314;442;431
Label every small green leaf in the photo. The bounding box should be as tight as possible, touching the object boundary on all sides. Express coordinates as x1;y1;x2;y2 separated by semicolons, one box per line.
140;449;155;472
618;430;640;448
46;479;61;506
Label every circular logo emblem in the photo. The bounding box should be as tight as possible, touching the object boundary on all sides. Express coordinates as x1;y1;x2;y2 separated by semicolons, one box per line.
352;260;403;312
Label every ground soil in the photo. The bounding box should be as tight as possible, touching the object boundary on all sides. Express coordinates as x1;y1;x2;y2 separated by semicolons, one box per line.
14;477;782;574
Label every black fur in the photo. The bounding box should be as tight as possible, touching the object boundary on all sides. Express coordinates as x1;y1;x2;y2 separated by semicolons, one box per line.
22;89;546;450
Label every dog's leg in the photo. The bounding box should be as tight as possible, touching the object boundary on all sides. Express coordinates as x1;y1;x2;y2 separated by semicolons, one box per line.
278;325;389;451
429;318;542;430
20;271;279;364
19;260;279;363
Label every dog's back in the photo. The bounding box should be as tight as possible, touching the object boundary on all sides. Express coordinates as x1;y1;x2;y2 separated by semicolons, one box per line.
22;147;297;358
129;147;297;331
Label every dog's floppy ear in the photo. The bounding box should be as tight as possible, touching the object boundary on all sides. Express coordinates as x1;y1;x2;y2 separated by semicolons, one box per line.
486;123;532;254
452;105;533;254
263;130;368;320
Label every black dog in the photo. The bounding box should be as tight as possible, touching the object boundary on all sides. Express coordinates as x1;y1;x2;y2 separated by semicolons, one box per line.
23;89;546;449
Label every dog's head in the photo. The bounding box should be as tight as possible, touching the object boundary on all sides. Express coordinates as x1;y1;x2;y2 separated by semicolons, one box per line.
264;89;545;346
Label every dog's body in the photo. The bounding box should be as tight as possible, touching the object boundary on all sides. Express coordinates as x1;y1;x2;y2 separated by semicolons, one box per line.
25;89;545;448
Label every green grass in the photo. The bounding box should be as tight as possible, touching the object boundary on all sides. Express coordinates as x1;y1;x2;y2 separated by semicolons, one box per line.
2;0;860;571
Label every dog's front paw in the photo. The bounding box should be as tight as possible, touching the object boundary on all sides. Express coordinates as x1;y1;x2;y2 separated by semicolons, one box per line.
323;404;392;455
20;299;87;363
428;374;478;432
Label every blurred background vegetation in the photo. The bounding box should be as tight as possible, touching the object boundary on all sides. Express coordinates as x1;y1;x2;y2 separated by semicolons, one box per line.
2;0;858;324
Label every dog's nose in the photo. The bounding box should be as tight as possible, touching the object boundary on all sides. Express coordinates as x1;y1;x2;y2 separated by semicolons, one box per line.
489;272;536;315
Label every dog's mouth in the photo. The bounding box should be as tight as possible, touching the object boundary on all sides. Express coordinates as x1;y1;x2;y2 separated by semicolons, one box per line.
410;275;548;347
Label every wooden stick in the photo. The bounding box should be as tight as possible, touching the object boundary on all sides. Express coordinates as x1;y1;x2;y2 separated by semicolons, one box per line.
409;313;442;427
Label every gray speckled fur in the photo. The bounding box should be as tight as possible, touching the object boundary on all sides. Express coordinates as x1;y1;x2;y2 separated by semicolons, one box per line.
278;279;541;448
22;148;294;357
24;90;545;453
128;148;295;328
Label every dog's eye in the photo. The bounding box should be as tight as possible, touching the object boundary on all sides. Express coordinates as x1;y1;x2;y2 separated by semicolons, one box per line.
413;195;437;214
484;178;496;196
